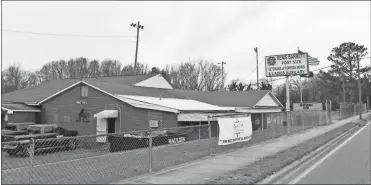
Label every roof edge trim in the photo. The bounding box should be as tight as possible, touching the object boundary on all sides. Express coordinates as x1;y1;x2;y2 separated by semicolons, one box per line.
35;81;82;105
1;107;41;113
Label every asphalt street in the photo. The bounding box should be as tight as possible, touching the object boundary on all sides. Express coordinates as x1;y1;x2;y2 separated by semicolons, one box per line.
294;122;370;184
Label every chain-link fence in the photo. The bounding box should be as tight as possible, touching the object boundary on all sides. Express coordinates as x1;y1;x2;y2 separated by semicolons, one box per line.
2;110;369;184
338;103;368;119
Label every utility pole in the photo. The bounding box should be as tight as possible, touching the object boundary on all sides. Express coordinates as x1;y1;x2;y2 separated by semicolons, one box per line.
254;47;259;89
130;21;144;75
218;61;226;91
357;55;362;119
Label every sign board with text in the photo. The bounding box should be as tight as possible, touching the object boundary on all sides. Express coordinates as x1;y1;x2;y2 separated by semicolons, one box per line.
76;101;87;104
293;103;322;111
265;53;309;77
218;116;252;146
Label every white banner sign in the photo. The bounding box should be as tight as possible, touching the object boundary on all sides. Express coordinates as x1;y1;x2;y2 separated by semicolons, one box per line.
293;103;322;111
265;53;309;77
218;116;252;146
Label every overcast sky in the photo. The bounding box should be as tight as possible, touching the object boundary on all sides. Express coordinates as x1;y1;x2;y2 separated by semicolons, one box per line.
2;1;370;84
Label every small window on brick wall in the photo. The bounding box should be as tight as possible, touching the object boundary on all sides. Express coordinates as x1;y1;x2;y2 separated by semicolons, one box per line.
81;86;88;98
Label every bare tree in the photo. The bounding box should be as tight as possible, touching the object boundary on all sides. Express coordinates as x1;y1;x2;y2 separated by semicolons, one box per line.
165;59;226;91
67;59;77;78
2;63;28;93
88;60;101;77
100;59;122;77
121;62;149;75
74;57;89;78
54;60;68;79
198;60;225;91
26;72;39;87
169;61;202;90
290;76;302;98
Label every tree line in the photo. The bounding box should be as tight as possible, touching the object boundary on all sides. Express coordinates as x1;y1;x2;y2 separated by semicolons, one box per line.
2;42;370;110
1;58;227;93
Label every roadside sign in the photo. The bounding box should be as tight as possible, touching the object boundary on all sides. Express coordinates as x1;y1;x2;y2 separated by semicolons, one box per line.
218;116;252;146
265;53;309;77
293;103;322;111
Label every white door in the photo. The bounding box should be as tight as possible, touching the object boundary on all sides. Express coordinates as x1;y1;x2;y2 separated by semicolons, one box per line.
96;118;107;143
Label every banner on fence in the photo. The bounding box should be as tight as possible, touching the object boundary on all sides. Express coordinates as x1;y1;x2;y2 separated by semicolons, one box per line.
293;103;322;111
217;116;252;145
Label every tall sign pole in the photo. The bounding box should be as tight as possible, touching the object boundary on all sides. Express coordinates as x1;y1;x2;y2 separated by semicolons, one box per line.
298;47;303;103
286;76;290;111
254;47;259;89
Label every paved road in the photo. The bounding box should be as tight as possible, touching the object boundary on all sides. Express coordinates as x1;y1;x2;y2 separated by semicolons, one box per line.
295;122;370;184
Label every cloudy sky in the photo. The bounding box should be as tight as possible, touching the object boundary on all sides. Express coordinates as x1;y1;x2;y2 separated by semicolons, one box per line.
2;1;370;84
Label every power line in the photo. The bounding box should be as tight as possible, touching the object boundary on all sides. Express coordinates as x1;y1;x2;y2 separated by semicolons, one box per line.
2;29;136;39
248;59;264;79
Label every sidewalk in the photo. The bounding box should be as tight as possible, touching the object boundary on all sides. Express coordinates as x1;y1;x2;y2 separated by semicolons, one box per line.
115;113;370;184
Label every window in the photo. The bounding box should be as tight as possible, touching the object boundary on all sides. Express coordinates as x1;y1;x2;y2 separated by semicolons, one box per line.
149;120;159;128
81;86;88;98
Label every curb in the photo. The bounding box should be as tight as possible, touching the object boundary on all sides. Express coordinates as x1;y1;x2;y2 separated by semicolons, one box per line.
256;122;364;184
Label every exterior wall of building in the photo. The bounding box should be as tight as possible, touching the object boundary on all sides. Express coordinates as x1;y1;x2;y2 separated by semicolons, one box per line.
41;84;178;136
7;112;37;123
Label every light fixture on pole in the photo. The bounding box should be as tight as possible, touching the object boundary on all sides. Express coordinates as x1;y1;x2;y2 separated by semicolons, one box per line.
130;21;144;75
218;61;226;91
254;47;259;89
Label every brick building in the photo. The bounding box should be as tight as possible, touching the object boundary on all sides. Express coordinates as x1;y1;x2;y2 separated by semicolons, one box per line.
1;72;283;136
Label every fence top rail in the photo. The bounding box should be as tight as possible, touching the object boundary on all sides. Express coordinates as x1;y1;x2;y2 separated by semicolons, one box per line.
208;113;250;118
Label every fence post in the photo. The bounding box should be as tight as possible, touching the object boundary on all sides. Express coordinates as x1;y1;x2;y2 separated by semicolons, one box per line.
148;128;153;173
29;138;35;184
312;110;315;127
339;103;343;120
329;100;332;124
287;112;290;135
354;104;356;116
325;100;329;125
198;121;201;140
208;116;213;156
301;111;304;131
271;113;274;139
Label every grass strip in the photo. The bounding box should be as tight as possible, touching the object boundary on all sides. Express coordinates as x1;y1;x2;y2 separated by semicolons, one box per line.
208;119;368;184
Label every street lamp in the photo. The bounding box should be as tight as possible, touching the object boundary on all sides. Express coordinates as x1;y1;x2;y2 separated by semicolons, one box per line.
130;21;144;75
218;61;226;91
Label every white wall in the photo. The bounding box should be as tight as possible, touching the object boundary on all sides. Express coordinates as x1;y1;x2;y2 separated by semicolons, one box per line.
134;74;173;89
